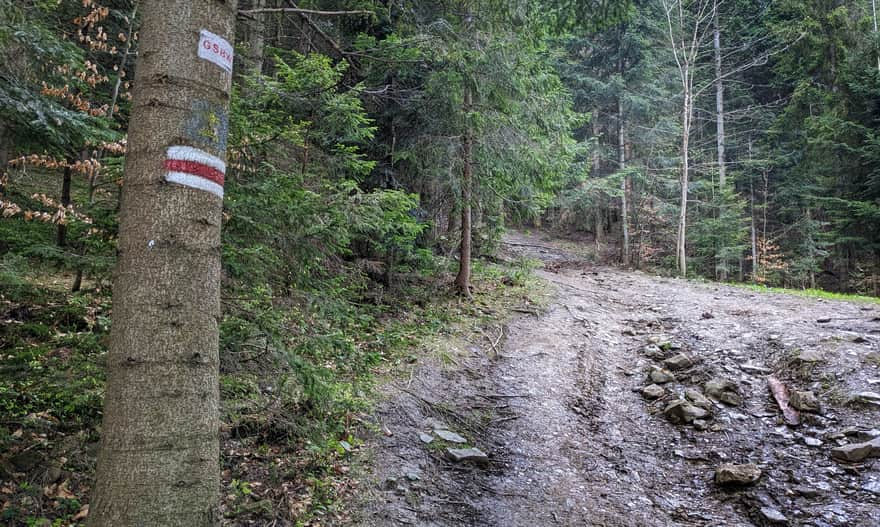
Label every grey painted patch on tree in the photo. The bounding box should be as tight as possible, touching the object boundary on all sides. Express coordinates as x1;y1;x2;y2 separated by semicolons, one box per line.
182;99;229;153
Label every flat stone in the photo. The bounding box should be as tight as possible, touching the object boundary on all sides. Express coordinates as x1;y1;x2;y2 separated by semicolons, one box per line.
831;438;880;462
649;366;676;384
685;388;713;410
854;391;880;404
793;485;821;498
740;362;772;374
641;384;666;400
760;507;788;524
664;353;694;371
804;436;824;447
418;433;434;444
643;345;665;359
664;399;709;424
790;391;821;412
446;447;489;464
693;419;709;431
862;480;880;495
715;463;762;486
435;429;467;444
796;349;825;363
705;378;742;406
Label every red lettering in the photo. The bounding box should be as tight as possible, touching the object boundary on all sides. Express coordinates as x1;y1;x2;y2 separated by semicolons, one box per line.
203;39;211;49
212;43;219;54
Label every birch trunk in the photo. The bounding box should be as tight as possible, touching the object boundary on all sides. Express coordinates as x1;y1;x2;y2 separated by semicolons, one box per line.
88;1;237;525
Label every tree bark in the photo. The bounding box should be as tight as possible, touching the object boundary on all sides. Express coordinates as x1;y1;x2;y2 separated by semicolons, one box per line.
618;96;629;267
247;0;266;75
873;0;880;73
88;1;236;525
0;123;9;193
713;1;726;188
56;161;72;247
676;78;692;277
455;84;473;297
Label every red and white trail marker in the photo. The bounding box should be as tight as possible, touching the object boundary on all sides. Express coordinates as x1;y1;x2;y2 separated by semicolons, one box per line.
164;146;226;198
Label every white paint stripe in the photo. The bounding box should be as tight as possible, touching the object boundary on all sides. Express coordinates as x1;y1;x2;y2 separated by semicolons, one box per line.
166;171;224;198
166;146;226;173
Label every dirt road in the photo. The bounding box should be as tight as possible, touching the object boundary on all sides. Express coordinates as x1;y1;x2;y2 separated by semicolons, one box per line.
357;232;880;527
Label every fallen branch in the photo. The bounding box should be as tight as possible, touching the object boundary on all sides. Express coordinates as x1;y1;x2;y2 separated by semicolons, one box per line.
239;8;373;16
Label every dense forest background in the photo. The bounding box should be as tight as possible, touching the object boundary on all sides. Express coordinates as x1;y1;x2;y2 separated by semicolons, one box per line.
1;0;880;524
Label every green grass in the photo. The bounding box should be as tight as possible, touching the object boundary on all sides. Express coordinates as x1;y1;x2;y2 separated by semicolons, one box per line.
735;283;880;304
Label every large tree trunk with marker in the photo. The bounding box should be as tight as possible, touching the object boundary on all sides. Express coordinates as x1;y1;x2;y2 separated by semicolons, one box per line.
455;84;474;297
88;1;236;526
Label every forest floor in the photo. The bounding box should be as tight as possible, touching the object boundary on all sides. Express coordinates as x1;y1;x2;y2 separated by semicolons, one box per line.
352;231;880;527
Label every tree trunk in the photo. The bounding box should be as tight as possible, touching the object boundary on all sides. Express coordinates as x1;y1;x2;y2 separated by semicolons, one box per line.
591;116;603;249
455;85;473;297
247;0;266;75
89;3;137;205
56;161;72;247
676;79;691;277
750;180;758;282
618;96;629;267
713;1;726;188
0;123;8;193
873;0;880;73
88;1;236;525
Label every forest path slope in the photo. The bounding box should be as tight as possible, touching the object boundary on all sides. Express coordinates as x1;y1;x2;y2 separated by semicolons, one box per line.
356;231;880;527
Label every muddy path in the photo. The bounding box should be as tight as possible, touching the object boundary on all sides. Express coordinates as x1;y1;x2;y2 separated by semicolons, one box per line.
354;232;880;527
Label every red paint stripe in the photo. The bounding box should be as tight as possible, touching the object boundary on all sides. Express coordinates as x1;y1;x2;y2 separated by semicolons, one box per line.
163;159;225;186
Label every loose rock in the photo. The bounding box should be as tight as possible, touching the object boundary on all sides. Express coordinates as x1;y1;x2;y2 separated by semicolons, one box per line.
664;399;709;424
715;463;762;486
435;429;467;444
446;447;489;464
641;384;666;400
795;349;824;363
664;353;694;371
760;507;788;524
793;485;821;498
705;378;742;406
803;436;823;447
830;437;880;462
649;366;676;384
418;432;434;444
685;388;713;410
790;390;821;413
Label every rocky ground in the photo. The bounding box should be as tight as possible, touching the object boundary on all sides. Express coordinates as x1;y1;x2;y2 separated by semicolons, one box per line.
350;231;880;527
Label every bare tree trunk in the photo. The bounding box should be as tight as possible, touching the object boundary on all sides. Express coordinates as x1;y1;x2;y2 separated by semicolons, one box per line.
714;0;726;188
455;84;474;297
88;1;236;525
56;161;72;247
0;124;9;193
676;81;692;277
873;0;880;73
247;0;266;75
750;180;758;281
591;117;603;249
89;3;137;205
618;96;630;267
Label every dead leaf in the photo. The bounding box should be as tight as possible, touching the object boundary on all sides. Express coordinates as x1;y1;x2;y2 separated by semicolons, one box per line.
71;504;89;521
